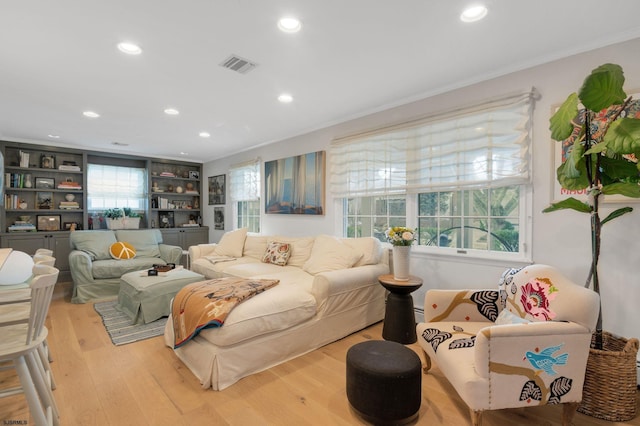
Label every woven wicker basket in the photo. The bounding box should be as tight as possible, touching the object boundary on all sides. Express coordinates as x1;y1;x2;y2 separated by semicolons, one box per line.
578;331;639;421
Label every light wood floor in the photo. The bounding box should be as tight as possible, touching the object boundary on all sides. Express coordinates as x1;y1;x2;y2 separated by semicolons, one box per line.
1;283;639;426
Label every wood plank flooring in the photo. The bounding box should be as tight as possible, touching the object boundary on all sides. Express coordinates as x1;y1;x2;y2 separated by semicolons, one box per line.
1;283;639;425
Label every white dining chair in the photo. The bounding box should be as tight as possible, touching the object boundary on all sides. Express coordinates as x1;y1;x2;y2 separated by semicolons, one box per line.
0;264;60;426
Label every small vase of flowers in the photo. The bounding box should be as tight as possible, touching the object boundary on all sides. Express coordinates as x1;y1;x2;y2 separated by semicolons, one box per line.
385;227;416;281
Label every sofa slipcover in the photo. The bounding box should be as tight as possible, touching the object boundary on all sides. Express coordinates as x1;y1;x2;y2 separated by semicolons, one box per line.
69;229;182;303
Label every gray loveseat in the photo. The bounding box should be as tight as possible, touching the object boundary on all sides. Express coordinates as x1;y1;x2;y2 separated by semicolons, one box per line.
69;229;182;303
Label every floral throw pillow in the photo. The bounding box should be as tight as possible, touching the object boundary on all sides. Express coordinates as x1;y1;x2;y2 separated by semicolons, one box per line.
261;241;291;266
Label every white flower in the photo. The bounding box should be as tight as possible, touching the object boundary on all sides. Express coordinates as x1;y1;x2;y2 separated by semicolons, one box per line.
402;231;413;241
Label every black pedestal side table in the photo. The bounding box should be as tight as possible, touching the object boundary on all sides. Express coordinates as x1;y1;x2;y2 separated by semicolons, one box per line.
378;274;423;344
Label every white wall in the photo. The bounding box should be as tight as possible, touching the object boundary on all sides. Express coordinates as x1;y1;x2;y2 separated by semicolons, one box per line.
203;38;640;343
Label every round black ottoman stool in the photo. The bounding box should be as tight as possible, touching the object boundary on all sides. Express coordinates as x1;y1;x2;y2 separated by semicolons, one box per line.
346;340;422;425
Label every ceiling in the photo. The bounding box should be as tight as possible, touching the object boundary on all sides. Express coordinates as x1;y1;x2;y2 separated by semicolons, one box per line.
2;1;640;163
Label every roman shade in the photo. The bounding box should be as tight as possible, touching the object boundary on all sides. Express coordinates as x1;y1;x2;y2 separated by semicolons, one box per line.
330;90;537;197
229;159;261;202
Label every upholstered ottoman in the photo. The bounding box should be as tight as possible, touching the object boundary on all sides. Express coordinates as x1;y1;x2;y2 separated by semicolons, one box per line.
117;268;204;324
346;340;422;425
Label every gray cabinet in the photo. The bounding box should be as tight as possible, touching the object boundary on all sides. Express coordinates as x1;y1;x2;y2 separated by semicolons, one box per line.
160;227;209;267
0;232;71;281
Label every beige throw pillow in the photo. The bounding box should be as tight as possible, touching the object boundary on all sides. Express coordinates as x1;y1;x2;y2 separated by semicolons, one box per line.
214;228;248;257
243;235;269;259
261;241;291;266
268;236;315;267
303;235;363;275
343;237;383;266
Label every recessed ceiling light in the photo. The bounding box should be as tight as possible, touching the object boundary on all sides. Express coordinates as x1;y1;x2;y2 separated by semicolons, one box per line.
117;42;142;55
278;16;302;33
278;93;293;103
112;141;129;146
47;134;60;139
83;111;100;118
460;5;488;22
180;152;189;156
199;132;210;138
164;108;180;115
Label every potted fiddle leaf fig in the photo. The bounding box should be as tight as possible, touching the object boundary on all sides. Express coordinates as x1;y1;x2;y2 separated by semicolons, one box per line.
546;63;640;421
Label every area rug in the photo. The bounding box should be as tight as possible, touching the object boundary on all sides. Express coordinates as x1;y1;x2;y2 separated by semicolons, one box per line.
94;300;167;346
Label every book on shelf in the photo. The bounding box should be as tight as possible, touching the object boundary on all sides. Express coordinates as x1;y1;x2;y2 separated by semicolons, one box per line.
58;165;81;171
59;201;80;209
8;224;37;232
19;151;30;168
57;183;82;189
181;223;200;227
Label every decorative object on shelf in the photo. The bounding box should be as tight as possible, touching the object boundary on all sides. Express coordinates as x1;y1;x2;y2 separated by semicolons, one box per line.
18;200;28;210
64;221;81;231
159;211;174;228
65;194;75;202
208;174;226;205
36;215;61;231
24;174;32;188
35;177;54;189
189;170;199;180
167;184;174;193
545;63;640;421
386;227;416;281
176;185;184;193
35;192;52;209
40;153;55;169
265;151;325;215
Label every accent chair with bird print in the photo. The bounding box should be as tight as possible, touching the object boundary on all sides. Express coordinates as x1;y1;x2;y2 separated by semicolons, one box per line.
416;264;599;426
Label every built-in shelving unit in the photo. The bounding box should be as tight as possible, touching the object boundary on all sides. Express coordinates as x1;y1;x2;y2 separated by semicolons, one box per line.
150;159;202;229
1;141;209;279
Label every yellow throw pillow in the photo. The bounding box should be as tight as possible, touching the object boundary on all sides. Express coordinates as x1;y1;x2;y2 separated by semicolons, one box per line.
109;242;137;260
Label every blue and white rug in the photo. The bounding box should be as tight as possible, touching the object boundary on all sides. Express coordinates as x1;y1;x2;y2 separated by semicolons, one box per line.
94;300;167;346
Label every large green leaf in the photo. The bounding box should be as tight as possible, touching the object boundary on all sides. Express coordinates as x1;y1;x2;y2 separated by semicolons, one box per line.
599;155;640;181
579;63;626;112
556;144;590;190
601;207;633;225
550;93;579;141
602;182;640;198
603;118;640;154
543;198;592;213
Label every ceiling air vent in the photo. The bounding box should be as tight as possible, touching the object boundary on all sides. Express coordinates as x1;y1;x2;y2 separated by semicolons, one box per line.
219;54;258;74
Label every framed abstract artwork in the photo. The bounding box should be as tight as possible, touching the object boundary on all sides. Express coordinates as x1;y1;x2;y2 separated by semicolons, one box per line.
265;151;325;215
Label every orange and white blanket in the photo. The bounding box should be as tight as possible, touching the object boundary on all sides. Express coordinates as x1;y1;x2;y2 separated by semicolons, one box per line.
172;277;279;348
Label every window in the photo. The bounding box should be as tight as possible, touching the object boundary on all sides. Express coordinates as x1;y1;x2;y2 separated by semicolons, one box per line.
229;159;261;232
87;163;146;212
345;195;406;242
332;90;536;259
237;200;261;233
418;186;520;253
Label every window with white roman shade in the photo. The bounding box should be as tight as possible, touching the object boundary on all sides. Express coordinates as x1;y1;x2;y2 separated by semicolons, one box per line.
329;90;535;197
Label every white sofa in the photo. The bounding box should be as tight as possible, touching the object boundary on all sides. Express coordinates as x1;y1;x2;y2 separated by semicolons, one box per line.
164;229;389;390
